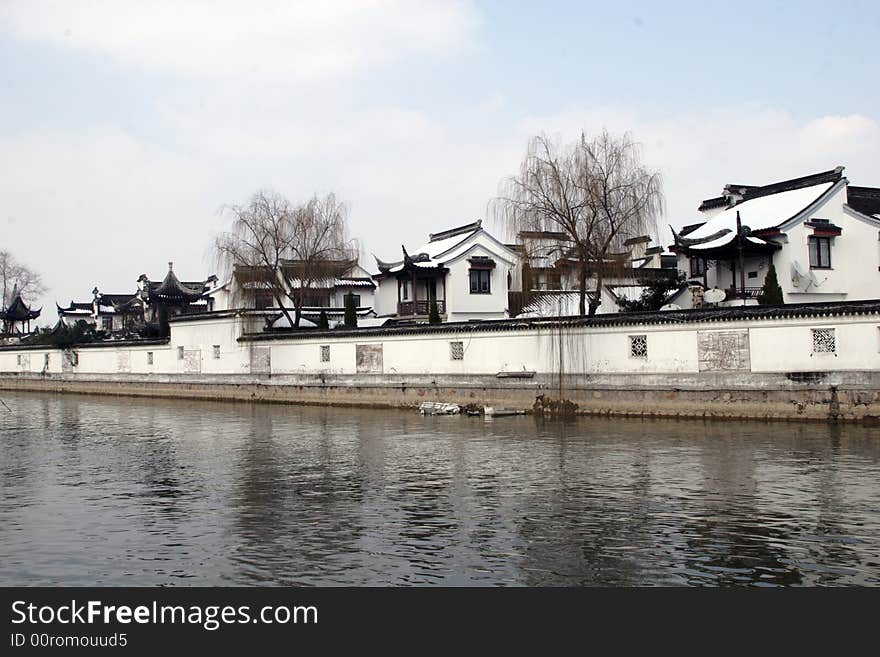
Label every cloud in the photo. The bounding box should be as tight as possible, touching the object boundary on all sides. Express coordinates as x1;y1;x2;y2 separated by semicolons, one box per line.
0;128;220;311
0;0;480;83
3;97;879;320
514;106;880;242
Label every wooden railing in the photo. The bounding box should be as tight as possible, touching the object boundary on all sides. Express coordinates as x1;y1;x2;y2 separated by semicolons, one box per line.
398;300;445;316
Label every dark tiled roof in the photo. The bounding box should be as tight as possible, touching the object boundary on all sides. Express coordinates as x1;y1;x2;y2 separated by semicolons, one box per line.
679;222;705;236
428;219;482;242
57;301;93;313
148;266;207;304
518;230;570;241
697;196;728;211
1;288;41;322
847;185;880;216
98;293;139;306
697;167;845;213
239;299;880;341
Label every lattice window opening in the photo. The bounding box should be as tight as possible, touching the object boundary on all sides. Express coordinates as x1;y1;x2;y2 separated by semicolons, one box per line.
146;352;154;365
177;346;185;360
320;345;330;363
811;328;836;354
213;345;221;360
629;334;648;359
450;341;464;361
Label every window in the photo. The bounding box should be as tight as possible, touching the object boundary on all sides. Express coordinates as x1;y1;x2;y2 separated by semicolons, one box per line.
811;328;836;354
747;271;758;279
16;354;22;365
348;294;361;307
629;334;648;359
401;280;410;301
177;346;185;360
321;345;330;362
101;316;113;331
469;269;491;294
147;352;154;365
808;236;831;269
213;345;221;359
254;291;274;310
450;341;464;360
689;257;706;277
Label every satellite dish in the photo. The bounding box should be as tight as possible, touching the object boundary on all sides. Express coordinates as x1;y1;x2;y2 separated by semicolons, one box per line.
703;288;726;303
660;303;681;311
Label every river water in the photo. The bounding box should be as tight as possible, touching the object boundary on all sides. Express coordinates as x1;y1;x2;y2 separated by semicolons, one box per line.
0;391;878;586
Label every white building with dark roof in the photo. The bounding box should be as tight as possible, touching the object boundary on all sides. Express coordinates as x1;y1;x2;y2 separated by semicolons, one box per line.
671;166;880;306
372;220;521;322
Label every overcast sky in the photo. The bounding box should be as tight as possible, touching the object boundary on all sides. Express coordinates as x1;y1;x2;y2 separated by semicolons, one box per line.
2;0;879;317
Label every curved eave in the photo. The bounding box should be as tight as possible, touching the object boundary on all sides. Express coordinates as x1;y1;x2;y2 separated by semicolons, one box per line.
678;240;780;259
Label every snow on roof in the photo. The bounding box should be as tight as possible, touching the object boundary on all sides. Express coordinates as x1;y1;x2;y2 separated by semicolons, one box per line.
350;317;393;328
684;181;835;247
609;286;649;302
333;278;375;288
518;291;596;318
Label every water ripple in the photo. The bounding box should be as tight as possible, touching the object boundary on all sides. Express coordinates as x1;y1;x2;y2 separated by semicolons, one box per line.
0;391;878;586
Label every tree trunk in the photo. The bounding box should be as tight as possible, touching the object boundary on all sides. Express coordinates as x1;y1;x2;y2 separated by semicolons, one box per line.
293;294;302;328
275;292;295;328
578;258;588;316
588;266;603;317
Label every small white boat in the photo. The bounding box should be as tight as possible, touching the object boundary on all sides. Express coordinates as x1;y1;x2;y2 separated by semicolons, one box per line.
483;406;525;417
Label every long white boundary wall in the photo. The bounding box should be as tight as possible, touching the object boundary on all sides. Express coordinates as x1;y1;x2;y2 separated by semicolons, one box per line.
2;311;879;378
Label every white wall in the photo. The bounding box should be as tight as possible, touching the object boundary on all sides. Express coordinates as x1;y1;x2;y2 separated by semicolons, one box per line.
773;190;880;303
444;244;513;321
3;312;879;378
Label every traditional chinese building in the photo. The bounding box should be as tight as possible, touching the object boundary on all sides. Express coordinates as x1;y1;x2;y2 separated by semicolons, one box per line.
138;263;212;334
0;284;41;335
372;220;521;322
57;288;144;332
670;166;880;307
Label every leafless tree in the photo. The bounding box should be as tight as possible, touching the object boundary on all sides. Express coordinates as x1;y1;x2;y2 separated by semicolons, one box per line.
495;130;664;315
214;190;357;327
0;250;46;308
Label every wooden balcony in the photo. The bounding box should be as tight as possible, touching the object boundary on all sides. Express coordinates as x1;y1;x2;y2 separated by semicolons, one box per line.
398;300;446;316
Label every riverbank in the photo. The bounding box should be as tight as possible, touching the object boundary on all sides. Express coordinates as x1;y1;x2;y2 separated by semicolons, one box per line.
3;371;879;422
3;301;880;422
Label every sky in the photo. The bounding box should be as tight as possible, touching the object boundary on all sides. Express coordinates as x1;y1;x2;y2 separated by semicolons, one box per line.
2;0;879;318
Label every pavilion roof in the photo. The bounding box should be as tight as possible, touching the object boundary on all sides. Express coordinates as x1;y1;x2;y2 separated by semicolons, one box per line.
145;263;208;304
1;286;41;322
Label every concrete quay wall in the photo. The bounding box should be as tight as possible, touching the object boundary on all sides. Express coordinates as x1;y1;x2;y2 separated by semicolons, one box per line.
2;371;879;422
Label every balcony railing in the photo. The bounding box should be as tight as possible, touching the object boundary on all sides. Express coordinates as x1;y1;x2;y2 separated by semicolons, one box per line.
727;286;762;299
398;300;446;316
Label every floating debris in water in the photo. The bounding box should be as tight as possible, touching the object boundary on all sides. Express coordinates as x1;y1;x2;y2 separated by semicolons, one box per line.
419;402;460;415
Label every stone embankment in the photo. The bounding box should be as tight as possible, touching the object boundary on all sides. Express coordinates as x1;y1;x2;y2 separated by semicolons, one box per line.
2;371;879;423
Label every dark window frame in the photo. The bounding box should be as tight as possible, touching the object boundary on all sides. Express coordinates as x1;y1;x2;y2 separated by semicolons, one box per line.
689;257;706;277
808;236;832;269
469;269;491;294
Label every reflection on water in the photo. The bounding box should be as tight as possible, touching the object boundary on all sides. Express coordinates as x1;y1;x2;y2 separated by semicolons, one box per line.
0;391;878;586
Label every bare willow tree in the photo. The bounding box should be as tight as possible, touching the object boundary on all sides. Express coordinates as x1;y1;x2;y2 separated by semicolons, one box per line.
214;190;357;327
495;130;664;315
0;250;46;308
